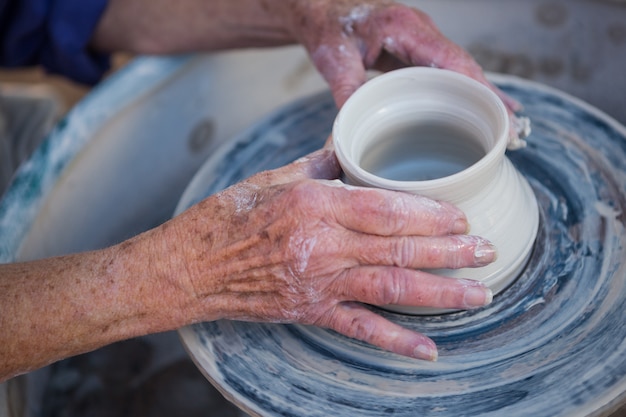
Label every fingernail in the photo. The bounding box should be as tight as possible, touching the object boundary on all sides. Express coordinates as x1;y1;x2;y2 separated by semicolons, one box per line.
474;242;497;266
463;286;493;308
414;344;438;361
452;218;469;234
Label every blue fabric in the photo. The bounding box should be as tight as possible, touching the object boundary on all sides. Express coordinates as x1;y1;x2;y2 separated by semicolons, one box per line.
0;0;111;84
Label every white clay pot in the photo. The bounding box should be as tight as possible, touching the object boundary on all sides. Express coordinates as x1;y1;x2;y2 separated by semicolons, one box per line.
333;67;539;315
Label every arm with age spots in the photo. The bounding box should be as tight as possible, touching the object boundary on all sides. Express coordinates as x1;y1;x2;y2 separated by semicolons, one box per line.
0;147;495;381
91;0;527;146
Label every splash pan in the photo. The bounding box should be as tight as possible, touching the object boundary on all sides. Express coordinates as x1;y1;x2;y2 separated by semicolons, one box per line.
176;75;626;417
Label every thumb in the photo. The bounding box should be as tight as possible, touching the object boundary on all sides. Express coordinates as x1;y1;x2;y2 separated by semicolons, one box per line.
291;147;342;180
246;148;341;188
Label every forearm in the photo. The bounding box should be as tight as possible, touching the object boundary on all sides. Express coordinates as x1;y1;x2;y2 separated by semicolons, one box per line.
91;0;300;55
0;229;189;382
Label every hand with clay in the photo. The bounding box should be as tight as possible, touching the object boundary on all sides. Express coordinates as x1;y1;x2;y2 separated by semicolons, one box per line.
0;147;495;381
285;0;530;148
165;147;496;360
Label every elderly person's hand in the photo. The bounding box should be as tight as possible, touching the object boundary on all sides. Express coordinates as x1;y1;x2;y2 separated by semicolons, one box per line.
157;146;495;360
0;147;494;381
285;0;528;147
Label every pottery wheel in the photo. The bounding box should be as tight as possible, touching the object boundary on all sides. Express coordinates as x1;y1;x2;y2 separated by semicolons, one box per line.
175;75;626;417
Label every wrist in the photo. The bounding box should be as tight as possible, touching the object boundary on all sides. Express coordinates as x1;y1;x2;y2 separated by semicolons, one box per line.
118;226;197;331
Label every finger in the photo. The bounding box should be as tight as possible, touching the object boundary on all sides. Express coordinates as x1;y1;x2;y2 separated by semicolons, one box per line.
326;184;469;236
349;234;497;269
375;7;523;114
325;302;438;360
245;148;341;188
338;266;493;309
309;42;368;108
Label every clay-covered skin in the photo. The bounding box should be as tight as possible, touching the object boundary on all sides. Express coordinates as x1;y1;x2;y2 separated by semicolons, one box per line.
93;0;526;145
150;148;495;360
0;148;494;381
286;0;527;145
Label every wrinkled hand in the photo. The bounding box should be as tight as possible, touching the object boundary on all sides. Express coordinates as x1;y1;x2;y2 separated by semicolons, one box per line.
286;0;529;147
164;147;496;360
